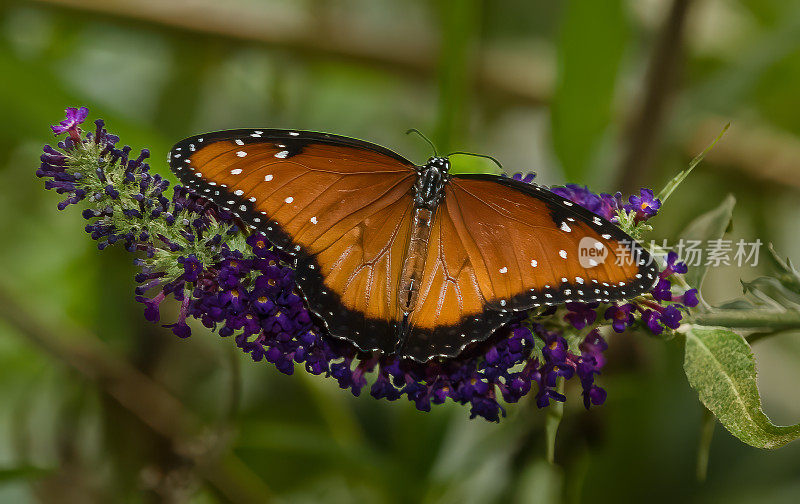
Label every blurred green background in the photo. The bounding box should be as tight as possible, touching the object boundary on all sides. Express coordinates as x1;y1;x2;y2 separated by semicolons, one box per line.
2;0;800;502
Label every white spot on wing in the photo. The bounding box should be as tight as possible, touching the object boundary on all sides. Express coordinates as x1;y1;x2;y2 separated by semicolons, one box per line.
236;151;247;157
275;150;289;158
499;267;508;274
285;196;294;204
264;174;273;181
530;259;538;267
235;139;244;145
560;222;571;232
559;249;567;259
310;216;318;224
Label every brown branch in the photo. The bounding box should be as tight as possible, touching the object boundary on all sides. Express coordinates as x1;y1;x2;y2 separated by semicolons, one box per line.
0;286;273;504
618;0;692;191
28;0;549;107
687;118;800;190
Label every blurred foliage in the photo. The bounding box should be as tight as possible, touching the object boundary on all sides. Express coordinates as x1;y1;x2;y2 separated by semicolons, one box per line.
2;0;800;502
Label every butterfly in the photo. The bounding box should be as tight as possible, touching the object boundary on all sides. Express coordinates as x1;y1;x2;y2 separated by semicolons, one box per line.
168;129;658;362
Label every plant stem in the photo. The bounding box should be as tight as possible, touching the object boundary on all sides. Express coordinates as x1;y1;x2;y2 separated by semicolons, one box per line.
434;0;481;153
545;378;565;465
618;0;691;192
692;310;800;330
696;406;715;482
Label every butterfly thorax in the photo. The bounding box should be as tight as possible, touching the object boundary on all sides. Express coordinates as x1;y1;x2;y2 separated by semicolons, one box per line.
414;157;450;209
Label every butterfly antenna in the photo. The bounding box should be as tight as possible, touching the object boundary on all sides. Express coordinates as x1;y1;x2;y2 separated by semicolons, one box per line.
447;151;504;170
406;128;438;157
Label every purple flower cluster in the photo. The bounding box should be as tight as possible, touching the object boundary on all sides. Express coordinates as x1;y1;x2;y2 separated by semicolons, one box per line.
38;115;118;211
549;185;661;224
38;109;699;422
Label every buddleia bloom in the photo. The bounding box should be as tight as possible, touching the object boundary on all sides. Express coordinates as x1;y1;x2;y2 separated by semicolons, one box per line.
38;107;697;421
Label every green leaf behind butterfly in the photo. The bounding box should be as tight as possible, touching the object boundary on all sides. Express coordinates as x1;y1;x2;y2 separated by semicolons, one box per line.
679;194;736;288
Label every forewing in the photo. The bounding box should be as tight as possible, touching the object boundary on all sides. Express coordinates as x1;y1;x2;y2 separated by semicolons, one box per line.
169;129;417;353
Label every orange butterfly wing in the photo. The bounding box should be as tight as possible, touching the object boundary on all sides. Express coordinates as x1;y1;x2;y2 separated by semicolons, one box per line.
401;175;657;360
170;129;417;353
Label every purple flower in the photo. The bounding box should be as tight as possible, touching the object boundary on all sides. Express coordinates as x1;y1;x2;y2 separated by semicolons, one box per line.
683;289;700;307
564;302;597;330
469;397;505;422
542;334;569;362
644;310;663;335
583;384;607;408
604;303;634;333
660;305;683;330
246;233;272;259
624;189;661;222
51;106;88;138
536;387;566;408
167;320;192;338
662;251;688;277
580;330;608;356
511;172;537;184
179;255;203;283
651;278;673;302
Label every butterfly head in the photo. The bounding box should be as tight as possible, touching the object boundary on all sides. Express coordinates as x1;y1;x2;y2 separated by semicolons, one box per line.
425;156;451;173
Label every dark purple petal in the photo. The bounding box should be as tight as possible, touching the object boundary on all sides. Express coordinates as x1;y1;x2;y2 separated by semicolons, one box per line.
683;289;699;307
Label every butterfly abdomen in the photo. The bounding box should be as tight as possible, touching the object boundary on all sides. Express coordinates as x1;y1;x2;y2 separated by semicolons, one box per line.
398;206;434;313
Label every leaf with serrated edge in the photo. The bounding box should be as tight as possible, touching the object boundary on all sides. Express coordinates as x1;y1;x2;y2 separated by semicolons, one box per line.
683;326;800;449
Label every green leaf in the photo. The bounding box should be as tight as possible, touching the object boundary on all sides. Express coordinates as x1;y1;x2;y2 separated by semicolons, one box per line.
683;326;800;449
766;244;800;294
448;153;503;175
0;465;51;483
679;194;736;288
741;277;800;310
657;123;729;204
550;0;628;183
